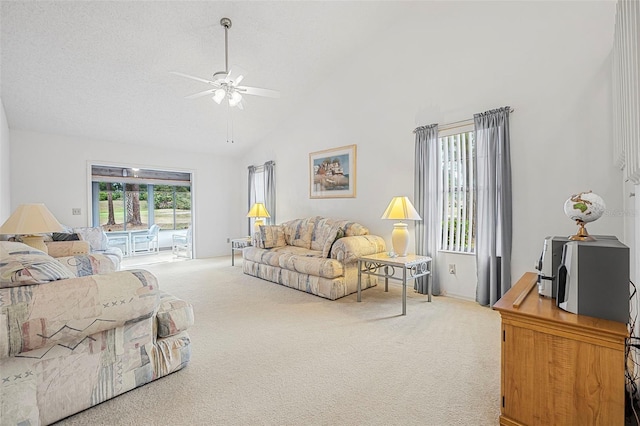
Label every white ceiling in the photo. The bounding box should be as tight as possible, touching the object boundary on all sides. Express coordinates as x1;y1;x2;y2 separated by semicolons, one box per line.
0;1;414;157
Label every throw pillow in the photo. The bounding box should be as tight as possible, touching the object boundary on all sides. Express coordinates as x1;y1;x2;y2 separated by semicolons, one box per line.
0;242;75;288
311;218;337;252
321;226;340;258
342;221;369;236
256;225;286;249
73;227;108;251
283;218;315;249
325;228;345;258
52;232;80;241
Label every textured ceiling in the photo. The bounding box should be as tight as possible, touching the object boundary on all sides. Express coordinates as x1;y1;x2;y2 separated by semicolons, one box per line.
0;1;411;157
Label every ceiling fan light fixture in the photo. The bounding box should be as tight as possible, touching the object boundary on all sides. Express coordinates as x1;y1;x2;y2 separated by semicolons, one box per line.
171;17;279;110
229;91;242;107
212;89;226;104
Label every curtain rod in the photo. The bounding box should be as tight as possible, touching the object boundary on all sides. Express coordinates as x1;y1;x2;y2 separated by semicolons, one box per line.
248;161;276;171
413;108;515;134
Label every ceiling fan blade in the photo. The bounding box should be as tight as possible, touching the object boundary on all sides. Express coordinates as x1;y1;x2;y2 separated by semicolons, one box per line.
237;86;281;98
170;71;216;85
184;88;217;99
225;66;247;86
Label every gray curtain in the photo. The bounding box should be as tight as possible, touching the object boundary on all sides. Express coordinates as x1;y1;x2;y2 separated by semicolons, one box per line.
414;124;440;295
474;106;512;306
247;165;256;235
264;161;276;225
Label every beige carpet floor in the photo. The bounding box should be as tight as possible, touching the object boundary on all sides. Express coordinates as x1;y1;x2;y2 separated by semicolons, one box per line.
55;256;501;426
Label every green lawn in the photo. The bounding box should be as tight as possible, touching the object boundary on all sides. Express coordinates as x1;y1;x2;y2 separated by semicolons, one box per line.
99;200;190;231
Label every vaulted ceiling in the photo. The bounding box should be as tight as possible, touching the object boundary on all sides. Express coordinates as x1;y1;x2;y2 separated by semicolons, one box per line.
1;1;412;157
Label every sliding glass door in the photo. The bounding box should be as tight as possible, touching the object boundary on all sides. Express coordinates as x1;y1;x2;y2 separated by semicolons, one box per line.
90;165;193;257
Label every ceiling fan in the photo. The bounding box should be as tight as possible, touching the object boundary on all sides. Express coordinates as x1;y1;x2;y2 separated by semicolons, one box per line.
171;17;280;110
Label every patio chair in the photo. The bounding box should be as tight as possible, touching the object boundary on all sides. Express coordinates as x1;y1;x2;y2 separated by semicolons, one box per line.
132;224;160;255
172;226;192;259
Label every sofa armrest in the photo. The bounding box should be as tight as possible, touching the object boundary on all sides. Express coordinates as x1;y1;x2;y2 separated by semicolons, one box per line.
330;235;387;264
0;269;159;358
156;291;195;338
93;247;123;270
45;240;91;257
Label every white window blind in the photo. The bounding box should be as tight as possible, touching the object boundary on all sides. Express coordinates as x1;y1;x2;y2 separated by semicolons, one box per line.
254;170;265;203
439;130;475;253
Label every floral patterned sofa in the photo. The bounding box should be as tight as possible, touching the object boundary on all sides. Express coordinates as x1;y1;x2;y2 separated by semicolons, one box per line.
0;241;193;425
242;217;386;300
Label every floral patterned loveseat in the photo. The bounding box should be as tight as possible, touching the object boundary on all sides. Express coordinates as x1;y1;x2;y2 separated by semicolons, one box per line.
242;217;386;300
9;225;124;270
0;241;193;425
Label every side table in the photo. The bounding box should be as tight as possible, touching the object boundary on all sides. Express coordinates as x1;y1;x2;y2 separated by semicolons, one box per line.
357;253;432;315
231;237;251;266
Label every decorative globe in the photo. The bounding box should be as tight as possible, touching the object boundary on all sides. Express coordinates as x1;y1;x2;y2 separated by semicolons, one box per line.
563;191;606;223
563;191;605;241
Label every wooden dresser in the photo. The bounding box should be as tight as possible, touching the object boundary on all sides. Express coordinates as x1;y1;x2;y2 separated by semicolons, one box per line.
493;272;629;425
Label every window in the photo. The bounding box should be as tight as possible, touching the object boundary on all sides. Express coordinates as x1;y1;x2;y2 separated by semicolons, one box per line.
248;161;276;234
439;127;475;253
253;170;265;204
153;185;192;230
248;168;265;231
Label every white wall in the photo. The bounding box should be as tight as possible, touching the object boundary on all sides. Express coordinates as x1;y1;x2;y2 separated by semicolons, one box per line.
241;1;622;299
0;98;10;222
436;252;477;300
10;130;242;258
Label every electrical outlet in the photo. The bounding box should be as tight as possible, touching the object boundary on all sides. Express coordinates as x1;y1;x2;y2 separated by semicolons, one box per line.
227;237;230;243
72;208;81;215
448;264;456;275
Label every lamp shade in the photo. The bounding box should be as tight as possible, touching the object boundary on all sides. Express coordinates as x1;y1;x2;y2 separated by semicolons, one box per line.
0;204;64;253
381;196;422;221
0;204;64;235
246;203;271;219
381;197;421;257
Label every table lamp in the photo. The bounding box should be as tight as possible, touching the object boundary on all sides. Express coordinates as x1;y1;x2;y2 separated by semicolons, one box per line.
0;203;64;253
381;196;422;257
247;202;271;232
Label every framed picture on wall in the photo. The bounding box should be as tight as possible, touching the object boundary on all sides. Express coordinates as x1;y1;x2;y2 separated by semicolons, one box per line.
309;144;356;199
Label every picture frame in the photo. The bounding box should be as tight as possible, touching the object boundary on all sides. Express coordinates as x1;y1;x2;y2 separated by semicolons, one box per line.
309;144;356;199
